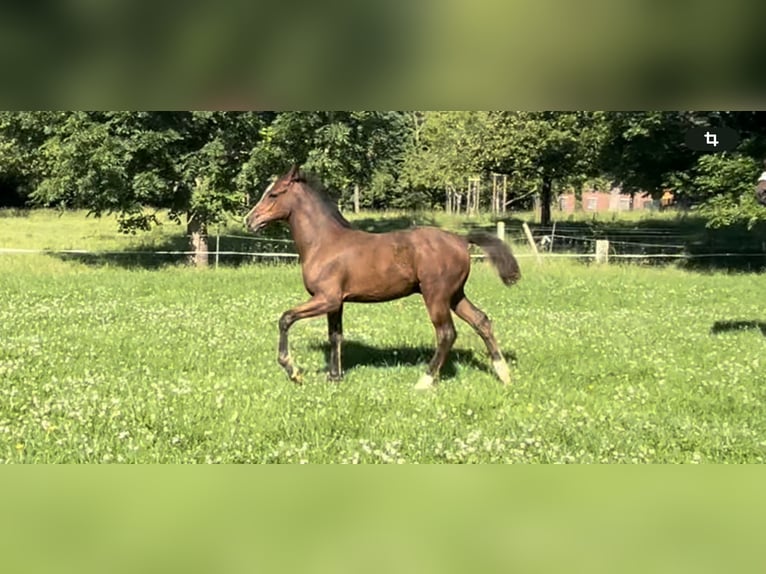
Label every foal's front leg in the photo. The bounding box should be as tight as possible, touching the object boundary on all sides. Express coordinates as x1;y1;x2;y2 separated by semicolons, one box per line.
278;295;341;383
327;306;344;381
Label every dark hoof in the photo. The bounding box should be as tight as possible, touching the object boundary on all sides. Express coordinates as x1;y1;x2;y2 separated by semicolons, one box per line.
327;372;344;383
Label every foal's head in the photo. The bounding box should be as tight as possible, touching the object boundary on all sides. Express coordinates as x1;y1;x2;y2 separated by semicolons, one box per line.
244;165;303;232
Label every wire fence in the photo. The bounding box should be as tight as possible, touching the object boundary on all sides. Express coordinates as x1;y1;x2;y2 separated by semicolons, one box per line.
488;221;766;267
2;247;764;261
1;225;765;266
0;233;302;266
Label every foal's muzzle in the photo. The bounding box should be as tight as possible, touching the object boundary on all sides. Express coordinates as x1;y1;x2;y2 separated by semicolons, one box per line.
246;219;267;233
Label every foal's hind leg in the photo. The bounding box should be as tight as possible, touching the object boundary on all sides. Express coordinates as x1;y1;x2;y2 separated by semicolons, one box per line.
414;297;457;391
452;295;511;385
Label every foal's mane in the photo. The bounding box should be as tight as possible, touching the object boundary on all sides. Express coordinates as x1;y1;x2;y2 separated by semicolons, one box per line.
293;170;354;229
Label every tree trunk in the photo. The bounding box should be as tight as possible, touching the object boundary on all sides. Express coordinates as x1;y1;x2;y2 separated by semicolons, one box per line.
466;185;471;214
353;184;360;213
540;176;553;227
187;214;209;268
476;180;481;213
540;176;553;225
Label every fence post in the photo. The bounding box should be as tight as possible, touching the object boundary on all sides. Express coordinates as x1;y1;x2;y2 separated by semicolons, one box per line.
496;221;505;242
522;222;543;265
595;239;609;264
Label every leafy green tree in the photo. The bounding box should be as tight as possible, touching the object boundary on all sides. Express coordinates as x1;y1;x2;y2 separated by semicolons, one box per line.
684;153;764;228
239;111;409;210
691;113;766;228
2;111;412;262
602;111;766;228
598;111;697;196
0;111;265;266
483;111;605;225
0;111;65;204
399;111;490;211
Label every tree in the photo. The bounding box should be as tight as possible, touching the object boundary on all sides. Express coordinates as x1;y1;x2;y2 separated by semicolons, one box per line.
598;111;698;196
0;111;66;205
399;111;489;212
238;111;409;210
483;111;605;225
601;111;766;228
0;111;265;266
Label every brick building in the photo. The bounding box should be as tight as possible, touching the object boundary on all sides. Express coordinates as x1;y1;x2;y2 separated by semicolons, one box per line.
556;186;673;214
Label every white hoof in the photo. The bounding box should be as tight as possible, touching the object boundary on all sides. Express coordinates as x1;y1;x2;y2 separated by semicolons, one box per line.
493;358;511;385
414;373;435;391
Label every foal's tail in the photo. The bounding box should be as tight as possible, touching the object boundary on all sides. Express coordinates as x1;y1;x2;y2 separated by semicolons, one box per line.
466;230;521;286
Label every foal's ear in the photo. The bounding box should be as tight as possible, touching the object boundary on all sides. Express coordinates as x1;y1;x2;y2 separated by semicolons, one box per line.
287;164;301;181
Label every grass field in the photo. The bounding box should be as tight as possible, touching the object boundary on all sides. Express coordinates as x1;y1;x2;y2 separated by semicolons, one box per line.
1;210;765;463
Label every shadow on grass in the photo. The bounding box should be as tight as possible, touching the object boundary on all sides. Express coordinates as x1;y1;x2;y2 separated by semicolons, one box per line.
711;320;766;337
53;233;188;269
309;340;518;381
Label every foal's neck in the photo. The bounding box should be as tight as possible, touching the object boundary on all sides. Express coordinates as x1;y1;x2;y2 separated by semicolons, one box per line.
287;187;351;259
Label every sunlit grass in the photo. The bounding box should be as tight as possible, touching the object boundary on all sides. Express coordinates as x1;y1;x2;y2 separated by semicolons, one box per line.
1;208;764;463
0;208;180;251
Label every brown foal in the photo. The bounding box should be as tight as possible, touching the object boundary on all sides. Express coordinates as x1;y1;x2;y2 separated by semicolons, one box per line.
244;165;521;390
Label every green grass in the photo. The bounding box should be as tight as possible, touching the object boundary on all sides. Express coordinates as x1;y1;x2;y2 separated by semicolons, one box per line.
1;210;765;463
